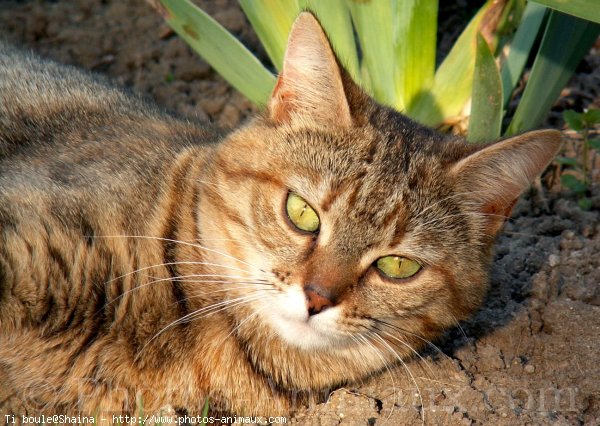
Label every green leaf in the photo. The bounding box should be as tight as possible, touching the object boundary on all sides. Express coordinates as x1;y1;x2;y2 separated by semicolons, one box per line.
500;2;547;107
588;138;600;151
157;0;276;105
468;33;503;142
578;197;592;210
348;0;398;108
408;2;491;126
201;398;210;424
348;0;437;111
583;108;600;125
239;1;361;82
555;156;580;167
137;394;144;426
239;0;300;71
531;0;600;25
299;0;360;82
563;110;585;131
393;0;438;111
505;11;600;135
561;174;587;193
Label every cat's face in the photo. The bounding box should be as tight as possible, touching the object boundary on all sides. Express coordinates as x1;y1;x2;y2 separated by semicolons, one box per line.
201;115;487;354
196;13;561;357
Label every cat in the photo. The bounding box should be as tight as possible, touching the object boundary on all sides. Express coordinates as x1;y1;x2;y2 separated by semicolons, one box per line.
0;11;561;419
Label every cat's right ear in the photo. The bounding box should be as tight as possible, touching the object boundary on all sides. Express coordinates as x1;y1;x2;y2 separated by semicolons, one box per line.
268;12;352;128
450;130;562;236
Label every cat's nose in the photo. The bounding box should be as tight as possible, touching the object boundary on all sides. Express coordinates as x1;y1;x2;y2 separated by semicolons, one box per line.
304;286;334;316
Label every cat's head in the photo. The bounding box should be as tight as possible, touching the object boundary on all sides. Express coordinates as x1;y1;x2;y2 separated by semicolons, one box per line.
198;13;561;358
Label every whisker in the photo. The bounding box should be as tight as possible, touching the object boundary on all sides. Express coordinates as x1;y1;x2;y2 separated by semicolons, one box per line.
355;333;399;420
180;284;277;306
220;303;271;344
98;262;268;316
379;330;437;380
161;294;270;343
101;260;258;288
154;272;268;283
171;294;264;326
369;332;425;426
101;273;270;312
168;278;270;285
94;235;269;275
181;285;277;300
134;293;265;361
448;313;468;340
373;319;449;361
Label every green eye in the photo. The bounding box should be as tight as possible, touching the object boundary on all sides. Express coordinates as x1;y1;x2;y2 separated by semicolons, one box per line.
376;256;421;279
286;192;320;233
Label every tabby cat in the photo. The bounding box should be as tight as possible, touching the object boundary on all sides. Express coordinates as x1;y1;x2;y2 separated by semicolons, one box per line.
0;12;561;419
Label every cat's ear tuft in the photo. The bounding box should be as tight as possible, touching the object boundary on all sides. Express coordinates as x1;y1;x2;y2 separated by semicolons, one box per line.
268;12;352;128
451;129;562;236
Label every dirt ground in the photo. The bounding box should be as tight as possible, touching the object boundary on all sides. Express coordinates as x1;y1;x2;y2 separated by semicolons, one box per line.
1;0;599;425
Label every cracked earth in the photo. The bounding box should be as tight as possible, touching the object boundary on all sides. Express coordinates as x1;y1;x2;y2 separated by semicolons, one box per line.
1;0;599;425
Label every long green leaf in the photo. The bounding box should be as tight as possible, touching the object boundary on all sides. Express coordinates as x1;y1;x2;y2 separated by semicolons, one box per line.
506;11;600;135
500;2;547;106
238;0;300;71
394;0;438;112
299;0;359;81
468;33;503;142
531;0;600;24
348;0;398;107
156;0;276;105
408;2;491;126
239;1;359;80
200;398;210;424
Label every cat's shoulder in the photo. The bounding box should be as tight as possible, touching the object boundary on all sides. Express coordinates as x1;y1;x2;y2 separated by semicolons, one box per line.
0;40;221;161
0;40;169;133
0;41;222;202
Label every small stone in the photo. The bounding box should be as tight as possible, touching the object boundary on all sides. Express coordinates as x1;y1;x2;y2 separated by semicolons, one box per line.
199;98;225;115
548;254;560;267
159;25;174;39
213;8;246;33
524;364;535;374
174;57;211;81
219;104;241;128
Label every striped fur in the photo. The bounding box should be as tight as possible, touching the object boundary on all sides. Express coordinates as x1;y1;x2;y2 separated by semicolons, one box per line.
0;13;561;418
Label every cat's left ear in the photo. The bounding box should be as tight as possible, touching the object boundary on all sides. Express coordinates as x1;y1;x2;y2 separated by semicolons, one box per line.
268;12;352;128
451;130;562;235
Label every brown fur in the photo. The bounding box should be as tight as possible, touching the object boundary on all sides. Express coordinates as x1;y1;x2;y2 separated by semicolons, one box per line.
0;13;561;418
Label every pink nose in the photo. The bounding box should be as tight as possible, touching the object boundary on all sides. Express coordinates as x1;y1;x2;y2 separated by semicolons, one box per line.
305;288;333;316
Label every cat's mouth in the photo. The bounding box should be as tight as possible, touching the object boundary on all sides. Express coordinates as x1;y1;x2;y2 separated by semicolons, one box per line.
258;285;352;351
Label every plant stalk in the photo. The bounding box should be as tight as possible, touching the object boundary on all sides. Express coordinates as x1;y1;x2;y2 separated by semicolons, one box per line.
582;125;589;188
